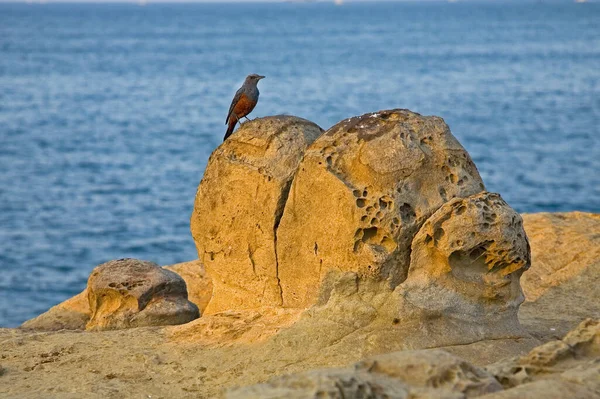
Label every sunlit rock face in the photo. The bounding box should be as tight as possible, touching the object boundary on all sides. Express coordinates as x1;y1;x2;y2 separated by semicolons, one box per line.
277;109;485;308
190;110;530;346
190;116;323;314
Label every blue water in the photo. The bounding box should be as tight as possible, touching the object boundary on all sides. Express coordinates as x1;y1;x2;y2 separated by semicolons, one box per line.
1;2;599;328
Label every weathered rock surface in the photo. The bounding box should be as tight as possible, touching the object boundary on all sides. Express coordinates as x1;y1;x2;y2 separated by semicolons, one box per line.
519;212;600;339
277;109;485;309
86;258;199;331
484;318;600;398
20;289;90;331
7;106;599;399
191;116;323;314
227;349;503;398
520;212;600;302
186;110;528;350
402;192;530;335
163;259;213;313
4;211;597;399
21;259;211;331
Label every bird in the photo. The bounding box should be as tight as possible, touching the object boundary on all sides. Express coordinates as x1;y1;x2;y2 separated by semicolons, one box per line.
224;74;265;141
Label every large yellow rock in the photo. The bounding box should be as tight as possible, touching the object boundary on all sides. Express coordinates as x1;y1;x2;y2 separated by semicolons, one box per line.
277;109;485;308
190;116;323;314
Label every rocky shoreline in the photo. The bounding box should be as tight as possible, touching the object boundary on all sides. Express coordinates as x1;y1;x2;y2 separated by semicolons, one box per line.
1;110;598;398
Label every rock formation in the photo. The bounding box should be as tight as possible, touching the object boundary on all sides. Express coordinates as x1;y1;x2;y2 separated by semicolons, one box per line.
401;192;529;334
190;116;323;314
86;258;199;331
9;110;598;398
226;319;599;399
21;259;212;331
186;110;529;348
519;212;600;339
277;110;486;308
227;349;503;398
20;289;90;331
164;259;213;314
485;318;600;398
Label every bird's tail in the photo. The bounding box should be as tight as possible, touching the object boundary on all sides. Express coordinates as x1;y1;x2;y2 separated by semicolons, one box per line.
224;118;237;141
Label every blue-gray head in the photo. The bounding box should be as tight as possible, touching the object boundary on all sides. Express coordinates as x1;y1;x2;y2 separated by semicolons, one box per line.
245;74;265;86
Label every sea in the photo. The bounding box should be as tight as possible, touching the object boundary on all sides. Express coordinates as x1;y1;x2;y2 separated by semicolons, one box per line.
0;1;599;327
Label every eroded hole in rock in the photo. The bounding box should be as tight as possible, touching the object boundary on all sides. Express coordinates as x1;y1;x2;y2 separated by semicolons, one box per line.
362;227;378;242
370;218;378;226
353;240;362;253
381;236;396;252
353;190;361;198
434;228;445;241
439;187;447;201
484;213;497;223
356;198;366;208
376;211;383;219
361;215;369;223
449;249;489;284
469;244;489;261
399;203;416;223
326;156;333;167
420;136;433;146
455;205;466;215
363;189;368;197
424;234;433;245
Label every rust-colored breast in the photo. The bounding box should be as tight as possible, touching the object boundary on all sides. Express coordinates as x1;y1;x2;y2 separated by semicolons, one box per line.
232;93;257;119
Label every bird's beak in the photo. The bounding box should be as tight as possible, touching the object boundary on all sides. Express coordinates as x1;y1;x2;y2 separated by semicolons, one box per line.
258;75;266;80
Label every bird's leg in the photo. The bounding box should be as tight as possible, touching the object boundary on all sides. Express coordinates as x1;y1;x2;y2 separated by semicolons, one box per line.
244;116;253;122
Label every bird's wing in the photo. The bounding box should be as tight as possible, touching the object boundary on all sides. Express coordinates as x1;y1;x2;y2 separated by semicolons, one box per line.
226;87;244;124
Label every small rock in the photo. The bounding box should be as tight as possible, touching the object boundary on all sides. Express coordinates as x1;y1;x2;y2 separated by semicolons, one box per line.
86;258;199;331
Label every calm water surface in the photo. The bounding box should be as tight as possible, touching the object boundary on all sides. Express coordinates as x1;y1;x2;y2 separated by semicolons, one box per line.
1;2;599;327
